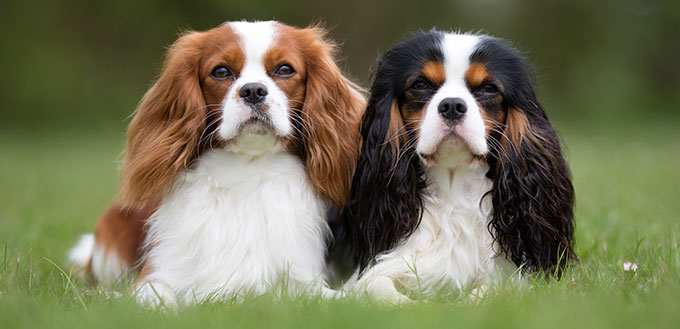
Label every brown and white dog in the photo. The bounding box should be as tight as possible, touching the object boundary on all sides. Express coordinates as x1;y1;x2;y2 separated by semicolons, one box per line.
69;20;365;305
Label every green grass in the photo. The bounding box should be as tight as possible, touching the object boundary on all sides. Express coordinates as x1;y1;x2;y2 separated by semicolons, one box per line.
1;120;679;328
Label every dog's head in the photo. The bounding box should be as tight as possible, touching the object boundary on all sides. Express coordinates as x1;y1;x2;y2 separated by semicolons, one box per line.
120;21;364;208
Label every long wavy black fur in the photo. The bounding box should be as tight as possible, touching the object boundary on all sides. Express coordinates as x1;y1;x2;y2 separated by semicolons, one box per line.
475;38;575;275
339;33;443;272
489;123;575;275
340;84;427;273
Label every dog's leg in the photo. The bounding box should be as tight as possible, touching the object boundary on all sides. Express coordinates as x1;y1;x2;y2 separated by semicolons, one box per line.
68;200;158;286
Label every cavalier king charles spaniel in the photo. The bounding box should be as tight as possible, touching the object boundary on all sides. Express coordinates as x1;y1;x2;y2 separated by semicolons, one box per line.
69;21;365;305
339;31;575;302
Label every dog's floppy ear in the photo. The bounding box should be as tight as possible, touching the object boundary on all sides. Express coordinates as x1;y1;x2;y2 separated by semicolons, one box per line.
119;31;207;209
340;58;427;272
294;26;365;208
488;54;575;275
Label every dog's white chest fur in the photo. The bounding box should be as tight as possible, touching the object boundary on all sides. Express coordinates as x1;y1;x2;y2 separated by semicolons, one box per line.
356;161;514;298
141;139;329;304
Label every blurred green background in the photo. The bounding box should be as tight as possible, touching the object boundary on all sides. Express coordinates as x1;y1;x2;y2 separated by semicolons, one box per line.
2;0;679;129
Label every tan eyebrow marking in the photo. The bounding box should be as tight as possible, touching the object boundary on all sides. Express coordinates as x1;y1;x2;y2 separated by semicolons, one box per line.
465;62;490;87
421;61;446;85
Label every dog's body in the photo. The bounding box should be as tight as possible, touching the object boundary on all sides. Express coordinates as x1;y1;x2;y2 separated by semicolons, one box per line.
69;21;365;305
352;161;514;301
136;142;331;304
340;31;574;302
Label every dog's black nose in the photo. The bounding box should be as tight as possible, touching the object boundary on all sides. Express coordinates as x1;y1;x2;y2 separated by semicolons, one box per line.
239;83;268;104
438;97;467;121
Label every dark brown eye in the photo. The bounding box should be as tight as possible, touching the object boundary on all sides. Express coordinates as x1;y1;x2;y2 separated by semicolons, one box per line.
478;83;499;95
273;64;295;77
211;66;233;80
410;79;430;90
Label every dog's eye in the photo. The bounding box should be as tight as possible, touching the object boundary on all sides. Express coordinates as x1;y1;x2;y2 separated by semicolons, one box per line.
273;64;296;78
211;66;234;80
478;83;499;95
410;79;431;90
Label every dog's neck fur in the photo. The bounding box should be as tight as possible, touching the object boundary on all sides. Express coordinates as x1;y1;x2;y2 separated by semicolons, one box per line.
139;134;330;304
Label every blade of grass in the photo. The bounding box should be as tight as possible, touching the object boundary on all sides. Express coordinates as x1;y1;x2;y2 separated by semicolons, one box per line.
42;256;88;311
2;242;7;272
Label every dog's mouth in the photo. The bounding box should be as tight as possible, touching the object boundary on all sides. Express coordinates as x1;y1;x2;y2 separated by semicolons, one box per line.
419;131;485;165
237;114;274;135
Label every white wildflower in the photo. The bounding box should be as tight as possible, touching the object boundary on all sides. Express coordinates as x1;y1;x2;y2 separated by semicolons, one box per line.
623;261;638;273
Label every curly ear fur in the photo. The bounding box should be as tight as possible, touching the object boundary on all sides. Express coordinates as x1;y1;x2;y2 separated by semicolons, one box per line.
467;37;576;275
341;82;426;272
119;31;207;208
490;97;575;275
296;26;365;208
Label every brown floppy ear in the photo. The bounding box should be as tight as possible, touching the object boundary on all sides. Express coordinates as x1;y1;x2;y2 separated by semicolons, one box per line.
296;26;365;208
118;31;207;209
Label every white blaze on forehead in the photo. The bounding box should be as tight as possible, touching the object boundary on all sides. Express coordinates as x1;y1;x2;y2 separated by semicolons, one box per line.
229;21;278;75
440;34;480;79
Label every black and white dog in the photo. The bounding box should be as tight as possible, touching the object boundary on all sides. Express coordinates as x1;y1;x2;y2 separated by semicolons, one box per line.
339;31;575;301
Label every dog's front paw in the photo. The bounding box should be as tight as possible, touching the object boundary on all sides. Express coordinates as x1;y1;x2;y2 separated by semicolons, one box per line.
135;281;177;308
364;276;412;305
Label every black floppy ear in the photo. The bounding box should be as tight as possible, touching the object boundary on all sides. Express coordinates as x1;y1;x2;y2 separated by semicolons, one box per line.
489;86;575;275
340;79;426;272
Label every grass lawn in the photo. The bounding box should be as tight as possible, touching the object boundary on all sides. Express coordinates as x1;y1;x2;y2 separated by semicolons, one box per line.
1;119;679;328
